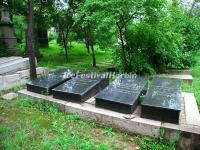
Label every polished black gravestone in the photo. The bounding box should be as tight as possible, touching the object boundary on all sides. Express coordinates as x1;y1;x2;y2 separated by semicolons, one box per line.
95;76;148;114
27;69;76;95
52;78;109;103
152;77;181;90
141;77;182;124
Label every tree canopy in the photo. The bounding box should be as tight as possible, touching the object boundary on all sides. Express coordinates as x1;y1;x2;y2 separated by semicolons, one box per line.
1;0;200;74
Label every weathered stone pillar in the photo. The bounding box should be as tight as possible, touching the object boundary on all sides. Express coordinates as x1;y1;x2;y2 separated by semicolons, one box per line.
0;8;19;55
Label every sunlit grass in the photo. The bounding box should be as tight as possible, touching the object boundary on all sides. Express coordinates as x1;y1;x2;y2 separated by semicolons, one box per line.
38;40;113;72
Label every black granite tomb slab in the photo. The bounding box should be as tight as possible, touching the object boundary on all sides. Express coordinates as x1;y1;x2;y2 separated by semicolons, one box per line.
27;69;76;95
141;86;182;124
152;77;181;90
95;76;148;114
52;78;109;103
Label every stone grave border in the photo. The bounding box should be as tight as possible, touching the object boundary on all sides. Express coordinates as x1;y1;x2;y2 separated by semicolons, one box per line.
19;89;200;139
0;67;49;91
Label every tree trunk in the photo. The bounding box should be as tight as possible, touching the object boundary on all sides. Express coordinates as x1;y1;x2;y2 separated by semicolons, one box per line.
25;17;41;60
117;23;127;72
85;39;90;53
91;44;96;67
124;25;132;73
88;27;96;67
62;30;68;60
84;29;90;53
27;0;37;79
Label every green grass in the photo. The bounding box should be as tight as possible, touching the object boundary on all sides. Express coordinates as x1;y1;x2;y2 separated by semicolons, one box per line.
182;50;200;109
38;40;114;72
0;98;177;150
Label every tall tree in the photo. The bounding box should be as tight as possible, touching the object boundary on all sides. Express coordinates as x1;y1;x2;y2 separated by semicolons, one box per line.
56;10;74;60
53;0;82;61
76;1;102;67
27;0;37;79
85;0;144;72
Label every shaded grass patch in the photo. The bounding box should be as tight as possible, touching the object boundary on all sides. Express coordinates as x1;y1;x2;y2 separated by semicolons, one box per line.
0;97;177;150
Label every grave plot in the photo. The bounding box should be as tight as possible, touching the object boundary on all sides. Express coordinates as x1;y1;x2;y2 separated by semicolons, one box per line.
152;77;181;90
95;75;148;114
141;77;182;124
0;57;30;75
0;57;22;65
27;69;76;95
52;78;109;103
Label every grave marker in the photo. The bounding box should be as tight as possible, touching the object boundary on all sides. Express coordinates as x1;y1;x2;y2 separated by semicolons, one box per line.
152;77;181;90
141;77;182;124
95;75;148;114
27;69;75;95
52;77;109;103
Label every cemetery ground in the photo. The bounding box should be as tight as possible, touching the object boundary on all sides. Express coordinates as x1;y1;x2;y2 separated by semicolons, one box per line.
0;41;199;150
38;40;113;72
38;40;200;110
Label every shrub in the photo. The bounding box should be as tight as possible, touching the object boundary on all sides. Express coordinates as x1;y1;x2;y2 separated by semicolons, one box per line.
116;2;198;74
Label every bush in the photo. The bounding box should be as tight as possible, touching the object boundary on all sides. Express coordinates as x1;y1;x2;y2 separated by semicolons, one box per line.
169;5;200;53
116;2;198;74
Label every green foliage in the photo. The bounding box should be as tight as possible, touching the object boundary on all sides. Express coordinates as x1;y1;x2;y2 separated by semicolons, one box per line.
139;128;179;150
169;5;200;52
139;137;176;150
13;15;27;43
5;0;200;74
101;127;115;138
78;0;200;74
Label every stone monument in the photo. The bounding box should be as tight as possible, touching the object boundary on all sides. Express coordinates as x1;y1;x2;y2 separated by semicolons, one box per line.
0;8;19;55
95;75;148;114
27;69;76;95
141;77;182;124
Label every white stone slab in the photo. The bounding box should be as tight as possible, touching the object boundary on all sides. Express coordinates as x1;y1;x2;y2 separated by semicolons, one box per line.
2;92;18;100
85;97;95;104
0;57;22;64
183;92;200;126
0;58;30;75
156;74;193;85
3;74;20;90
16;67;49;79
0;76;3;90
36;67;49;75
16;69;30;78
0;67;49;91
157;74;193;80
165;69;191;75
20;78;29;84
